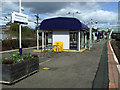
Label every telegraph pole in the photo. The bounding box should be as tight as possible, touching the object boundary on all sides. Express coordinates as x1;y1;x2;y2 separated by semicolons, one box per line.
89;19;98;50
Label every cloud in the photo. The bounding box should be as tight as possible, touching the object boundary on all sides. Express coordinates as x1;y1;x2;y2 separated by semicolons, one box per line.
1;1;118;28
2;1;19;12
42;2;117;24
22;2;71;14
39;2;100;17
76;9;117;24
22;2;100;14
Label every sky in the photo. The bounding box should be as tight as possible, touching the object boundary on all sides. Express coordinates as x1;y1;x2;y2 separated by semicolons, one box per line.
1;0;119;29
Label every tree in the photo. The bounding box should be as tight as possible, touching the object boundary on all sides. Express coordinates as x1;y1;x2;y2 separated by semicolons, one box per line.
9;23;36;39
10;23;19;31
6;21;12;25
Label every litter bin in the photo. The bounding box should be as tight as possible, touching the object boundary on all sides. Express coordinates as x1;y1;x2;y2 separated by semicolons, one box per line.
53;42;63;52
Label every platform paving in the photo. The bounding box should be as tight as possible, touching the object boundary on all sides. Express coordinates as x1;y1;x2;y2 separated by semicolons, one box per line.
2;40;107;88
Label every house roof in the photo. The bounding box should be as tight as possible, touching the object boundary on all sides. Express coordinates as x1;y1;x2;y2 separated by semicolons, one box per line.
40;17;88;31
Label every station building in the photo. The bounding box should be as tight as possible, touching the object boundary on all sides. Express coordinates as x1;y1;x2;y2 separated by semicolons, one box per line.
39;17;88;51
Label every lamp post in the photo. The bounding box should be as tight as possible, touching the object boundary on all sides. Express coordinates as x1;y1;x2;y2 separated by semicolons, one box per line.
89;19;97;50
67;11;80;18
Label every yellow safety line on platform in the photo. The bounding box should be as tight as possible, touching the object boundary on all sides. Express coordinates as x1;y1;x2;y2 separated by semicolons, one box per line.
33;49;51;53
39;59;52;65
63;48;88;53
33;48;88;53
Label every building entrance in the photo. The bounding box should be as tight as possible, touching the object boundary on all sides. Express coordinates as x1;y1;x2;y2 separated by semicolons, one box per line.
70;32;78;50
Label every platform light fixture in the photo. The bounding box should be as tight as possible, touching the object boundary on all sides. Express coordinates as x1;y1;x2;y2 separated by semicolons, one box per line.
67;11;81;18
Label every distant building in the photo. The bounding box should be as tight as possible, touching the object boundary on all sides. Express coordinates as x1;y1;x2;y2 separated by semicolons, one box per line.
0;25;11;40
111;25;120;34
98;27;108;32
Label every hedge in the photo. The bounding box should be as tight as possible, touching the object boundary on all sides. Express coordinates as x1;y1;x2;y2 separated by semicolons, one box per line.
2;39;41;51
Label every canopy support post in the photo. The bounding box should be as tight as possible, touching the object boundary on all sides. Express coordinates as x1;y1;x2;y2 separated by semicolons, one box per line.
78;30;81;51
37;30;39;50
45;31;46;48
85;32;87;48
42;31;44;50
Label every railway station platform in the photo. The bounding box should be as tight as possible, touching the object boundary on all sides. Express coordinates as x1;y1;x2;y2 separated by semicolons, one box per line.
1;39;119;89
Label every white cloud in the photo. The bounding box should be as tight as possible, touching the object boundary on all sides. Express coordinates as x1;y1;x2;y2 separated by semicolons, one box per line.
1;1;118;29
2;0;119;2
44;2;117;26
2;1;19;12
79;10;117;23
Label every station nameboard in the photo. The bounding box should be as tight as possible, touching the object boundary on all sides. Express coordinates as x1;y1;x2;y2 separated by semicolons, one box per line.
12;12;28;24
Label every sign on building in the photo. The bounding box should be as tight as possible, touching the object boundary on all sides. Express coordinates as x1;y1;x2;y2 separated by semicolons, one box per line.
12;12;28;24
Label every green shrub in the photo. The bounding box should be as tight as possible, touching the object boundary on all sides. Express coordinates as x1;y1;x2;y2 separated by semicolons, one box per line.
2;40;12;51
22;40;29;48
12;39;19;49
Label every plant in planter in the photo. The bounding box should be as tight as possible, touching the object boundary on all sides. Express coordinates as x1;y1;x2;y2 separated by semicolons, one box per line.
1;52;39;84
23;53;39;74
2;58;13;64
23;53;32;60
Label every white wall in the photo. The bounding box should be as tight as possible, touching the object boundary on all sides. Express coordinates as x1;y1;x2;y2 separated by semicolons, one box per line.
53;31;69;49
93;32;97;41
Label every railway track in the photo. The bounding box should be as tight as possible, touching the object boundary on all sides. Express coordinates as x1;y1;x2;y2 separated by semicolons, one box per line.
116;41;120;49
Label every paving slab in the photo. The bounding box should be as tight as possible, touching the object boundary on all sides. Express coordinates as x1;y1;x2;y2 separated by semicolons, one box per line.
2;40;106;88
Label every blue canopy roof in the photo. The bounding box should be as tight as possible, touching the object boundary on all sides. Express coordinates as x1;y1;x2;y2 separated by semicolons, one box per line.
40;17;88;31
